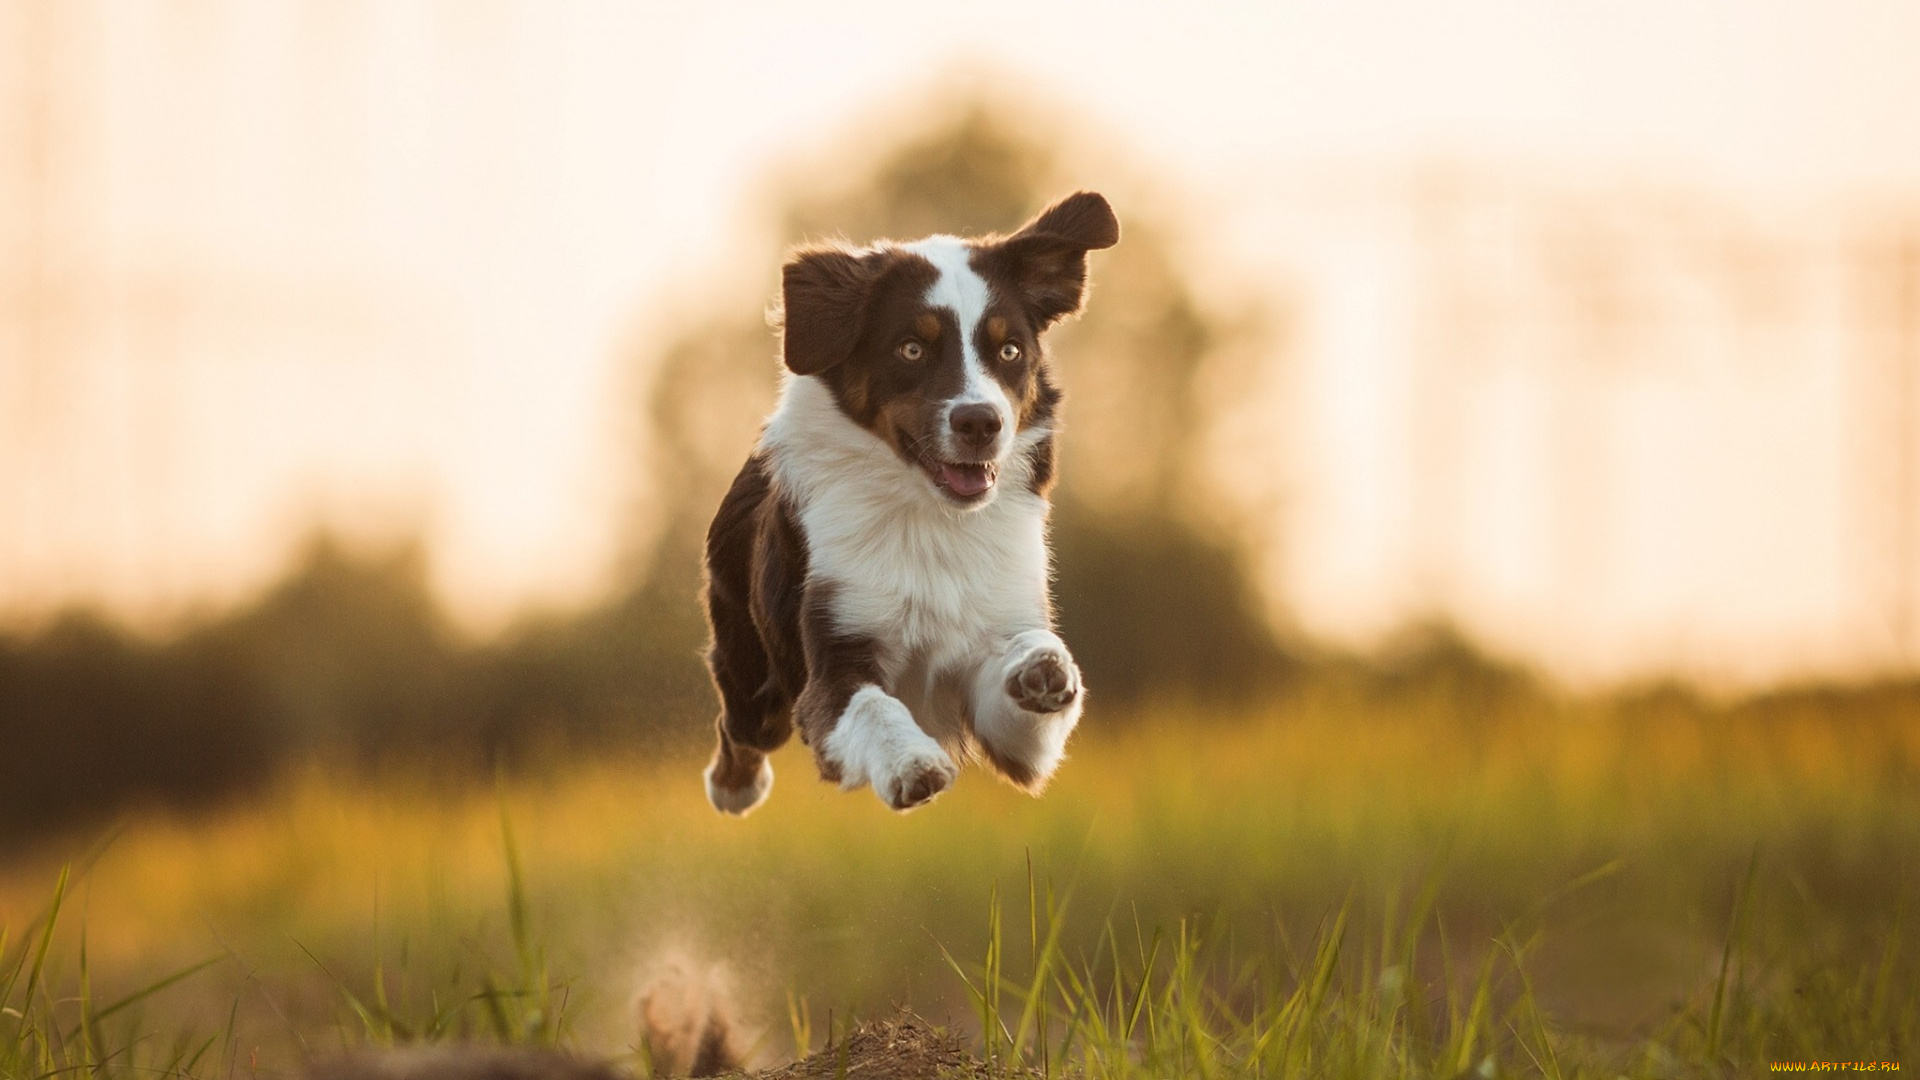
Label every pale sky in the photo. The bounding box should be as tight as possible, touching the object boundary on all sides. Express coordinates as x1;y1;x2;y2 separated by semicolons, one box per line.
4;0;1919;686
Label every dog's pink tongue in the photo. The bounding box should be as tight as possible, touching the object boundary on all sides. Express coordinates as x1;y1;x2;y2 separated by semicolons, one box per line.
940;463;994;497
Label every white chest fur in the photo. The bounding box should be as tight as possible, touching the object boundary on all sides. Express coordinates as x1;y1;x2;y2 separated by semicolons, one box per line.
760;376;1054;679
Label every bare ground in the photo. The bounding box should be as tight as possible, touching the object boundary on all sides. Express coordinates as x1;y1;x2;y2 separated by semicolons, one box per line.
735;1015;1037;1080
304;1015;1029;1080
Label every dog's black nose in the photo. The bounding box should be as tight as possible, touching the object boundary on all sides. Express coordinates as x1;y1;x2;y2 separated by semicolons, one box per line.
950;404;1002;447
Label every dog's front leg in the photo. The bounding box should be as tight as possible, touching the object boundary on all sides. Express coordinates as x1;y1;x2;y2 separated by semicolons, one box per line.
971;628;1084;792
812;685;957;811
794;589;956;812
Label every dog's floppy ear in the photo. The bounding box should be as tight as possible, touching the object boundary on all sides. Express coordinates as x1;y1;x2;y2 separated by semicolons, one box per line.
979;191;1120;330
1023;191;1121;251
780;245;880;375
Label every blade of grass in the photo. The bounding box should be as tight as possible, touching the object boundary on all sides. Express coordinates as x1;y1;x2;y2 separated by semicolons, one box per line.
8;866;68;1051
295;938;391;1046
74;955;223;1033
1706;846;1760;1062
1013;855;1074;1061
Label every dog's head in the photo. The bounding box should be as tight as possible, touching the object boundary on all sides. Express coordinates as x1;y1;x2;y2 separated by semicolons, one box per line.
778;192;1119;508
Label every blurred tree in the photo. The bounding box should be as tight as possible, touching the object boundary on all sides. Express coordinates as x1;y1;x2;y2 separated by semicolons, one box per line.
626;99;1299;713
192;535;463;758
0;611;269;846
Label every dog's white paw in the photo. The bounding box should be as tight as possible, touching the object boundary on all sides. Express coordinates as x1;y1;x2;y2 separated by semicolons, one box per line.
874;746;958;812
822;686;958;813
973;631;1085;791
704;754;774;816
1005;639;1082;715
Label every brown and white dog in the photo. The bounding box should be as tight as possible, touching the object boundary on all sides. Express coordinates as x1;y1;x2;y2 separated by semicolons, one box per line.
699;191;1119;815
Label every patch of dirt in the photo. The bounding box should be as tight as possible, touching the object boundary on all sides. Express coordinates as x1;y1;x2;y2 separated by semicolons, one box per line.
739;1013;1038;1080
303;1013;1020;1080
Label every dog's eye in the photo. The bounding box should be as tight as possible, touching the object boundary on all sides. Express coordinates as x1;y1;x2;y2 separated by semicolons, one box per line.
998;342;1022;363
897;340;924;362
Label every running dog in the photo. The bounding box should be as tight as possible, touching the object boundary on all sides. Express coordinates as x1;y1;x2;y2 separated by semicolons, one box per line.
700;192;1118;814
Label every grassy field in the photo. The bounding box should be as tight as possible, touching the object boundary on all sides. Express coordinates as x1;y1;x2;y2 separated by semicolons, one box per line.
2;690;1916;1078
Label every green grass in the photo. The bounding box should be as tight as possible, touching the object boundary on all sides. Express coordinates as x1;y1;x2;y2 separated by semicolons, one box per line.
2;700;1916;1077
2;865;230;1079
945;853;1913;1079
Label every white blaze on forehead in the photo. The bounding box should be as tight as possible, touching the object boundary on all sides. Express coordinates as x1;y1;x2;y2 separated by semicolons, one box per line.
905;235;991;333
902;235;1013;422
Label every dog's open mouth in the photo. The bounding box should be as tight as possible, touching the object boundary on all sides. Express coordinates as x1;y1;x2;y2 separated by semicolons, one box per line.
926;459;998;502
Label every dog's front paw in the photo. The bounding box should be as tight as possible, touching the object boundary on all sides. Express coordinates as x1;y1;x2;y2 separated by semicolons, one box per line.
1006;644;1081;714
877;748;958;812
822;686;959;812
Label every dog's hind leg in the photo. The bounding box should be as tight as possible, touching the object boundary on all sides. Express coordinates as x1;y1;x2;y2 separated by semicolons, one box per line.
702;455;796;816
703;597;791;815
706;726;777;817
705;746;770;815
704;667;789;817
703;556;793;816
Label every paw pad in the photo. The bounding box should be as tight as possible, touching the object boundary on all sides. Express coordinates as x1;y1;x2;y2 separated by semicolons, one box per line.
1008;649;1080;714
884;757;956;811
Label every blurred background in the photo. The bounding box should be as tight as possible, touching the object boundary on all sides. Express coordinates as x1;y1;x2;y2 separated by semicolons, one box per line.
2;1;1918;1072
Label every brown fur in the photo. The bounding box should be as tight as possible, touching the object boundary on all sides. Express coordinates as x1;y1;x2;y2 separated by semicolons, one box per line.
701;452;807;792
